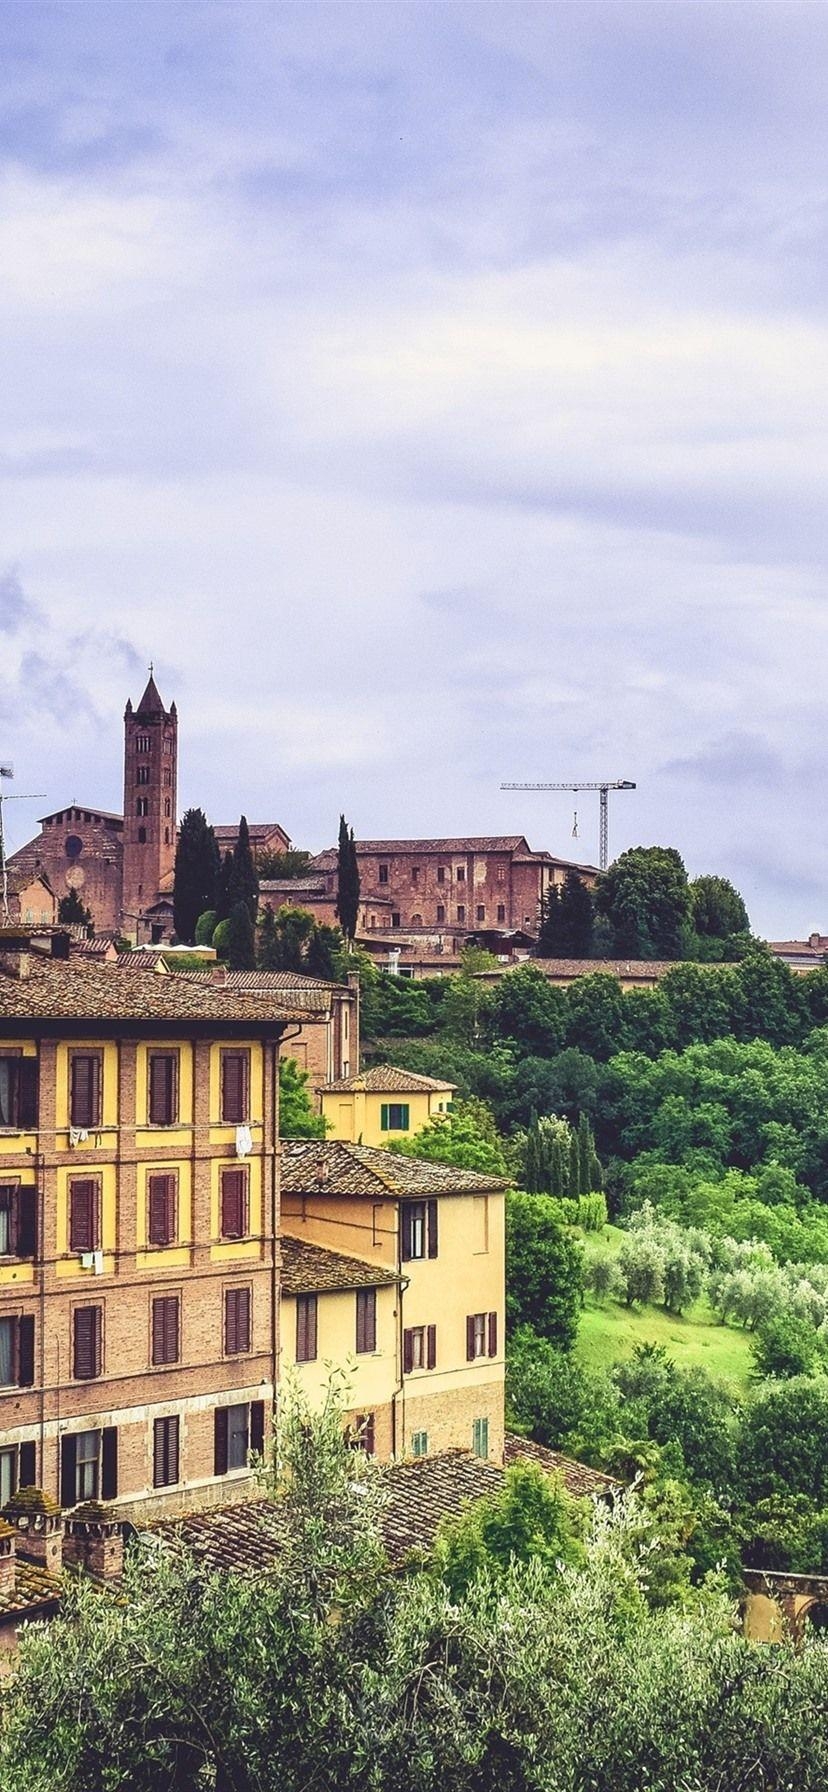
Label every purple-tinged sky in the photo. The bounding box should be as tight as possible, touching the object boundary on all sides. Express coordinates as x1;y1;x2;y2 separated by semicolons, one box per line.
0;3;826;936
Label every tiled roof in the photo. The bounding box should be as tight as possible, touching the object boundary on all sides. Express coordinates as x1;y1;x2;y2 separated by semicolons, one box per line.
0;956;321;1025
504;1434;620;1498
312;839;531;869
259;879;328;895
320;1065;455;1095
213;824;290;845
281;1139;509;1198
143;1440;615;1574
0;1559;63;1620
175;967;342;994
483;958;680;980
68;938;115;959
36;805;123;827
280;1234;398;1295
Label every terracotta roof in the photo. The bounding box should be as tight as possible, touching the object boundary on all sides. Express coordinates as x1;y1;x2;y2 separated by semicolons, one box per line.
480;958;681;980
312;838;531;869
213;824;290;846
280;1234;398;1295
0;956;320;1025
504;1434;620;1498
259;879;328;895
320;1065;455;1095
0;1559;62;1620
175;967;342;994
68;937;116;959
35;806;123;827
281;1139;509;1198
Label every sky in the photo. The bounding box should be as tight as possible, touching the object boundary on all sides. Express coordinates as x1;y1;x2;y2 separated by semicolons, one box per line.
0;2;826;937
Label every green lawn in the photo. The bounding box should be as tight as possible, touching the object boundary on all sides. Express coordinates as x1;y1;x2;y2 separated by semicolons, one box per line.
572;1225;755;1395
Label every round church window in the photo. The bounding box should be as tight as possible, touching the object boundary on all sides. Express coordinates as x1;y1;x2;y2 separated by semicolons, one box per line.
65;835;83;859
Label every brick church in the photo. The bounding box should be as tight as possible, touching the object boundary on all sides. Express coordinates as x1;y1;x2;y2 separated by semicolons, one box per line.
7;672;288;944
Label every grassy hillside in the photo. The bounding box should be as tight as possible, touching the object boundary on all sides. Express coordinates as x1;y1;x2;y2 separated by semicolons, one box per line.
573;1224;755;1395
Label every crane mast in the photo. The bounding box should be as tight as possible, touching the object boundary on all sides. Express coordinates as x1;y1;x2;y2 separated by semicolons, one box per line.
501;779;636;872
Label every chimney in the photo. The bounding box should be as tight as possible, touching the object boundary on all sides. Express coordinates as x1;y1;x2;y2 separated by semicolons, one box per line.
0;1520;16;1599
2;1487;63;1573
63;1502;124;1581
211;965;228;987
0;949;30;981
810;933;821;949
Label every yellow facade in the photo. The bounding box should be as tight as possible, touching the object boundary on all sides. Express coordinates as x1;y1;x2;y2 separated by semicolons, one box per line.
281;1283;399;1415
320;1085;452;1147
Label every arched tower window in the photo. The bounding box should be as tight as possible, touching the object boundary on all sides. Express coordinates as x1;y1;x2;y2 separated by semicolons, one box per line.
138;827;147;844
136;797;148;817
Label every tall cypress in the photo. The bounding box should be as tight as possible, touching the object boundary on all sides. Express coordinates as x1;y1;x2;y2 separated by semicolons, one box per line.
578;1113;593;1195
173;808;220;943
229;815;259;923
216;850;235;923
568;1131;580;1201
335;814;360;943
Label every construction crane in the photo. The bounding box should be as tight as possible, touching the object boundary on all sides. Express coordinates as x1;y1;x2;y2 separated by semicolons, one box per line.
501;779;636;872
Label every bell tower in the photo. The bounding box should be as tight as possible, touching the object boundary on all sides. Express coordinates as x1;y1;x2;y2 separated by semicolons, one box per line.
121;668;178;940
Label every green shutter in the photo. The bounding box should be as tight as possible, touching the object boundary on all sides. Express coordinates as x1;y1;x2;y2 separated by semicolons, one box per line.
380;1104;389;1131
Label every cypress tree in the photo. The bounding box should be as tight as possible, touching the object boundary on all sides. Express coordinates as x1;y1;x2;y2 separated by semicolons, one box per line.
578;1113;593;1195
258;905;282;970
558;871;595;957
173;808;220;943
568;1131;580;1201
536;884;563;956
229;815;259;923
225;900;256;971
550;1137;566;1198
335;814;360;944
216;850;235;923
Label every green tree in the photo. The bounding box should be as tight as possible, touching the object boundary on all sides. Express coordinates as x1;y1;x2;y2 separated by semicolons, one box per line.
506;1191;583;1348
221;900;256;970
305;924;341;981
738;1375;828;1505
194;908;217;945
752;1311;820;1380
215;848;235;923
432;1459;586;1598
488;965;566;1056
255;848;313;879
171;807;219;943
392;1098;508;1176
596;845;693;958
565;973;629;1059
690;873;750;940
335;814;360;943
227;814;259;923
279;1057;327;1137
57;888;93;929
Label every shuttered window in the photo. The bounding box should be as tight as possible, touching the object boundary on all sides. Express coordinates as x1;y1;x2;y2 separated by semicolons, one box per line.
153;1416;179;1487
403;1325;435;1372
69;1180;99;1252
0;1315;34;1387
488;1310;498;1357
224;1287;251;1356
63;1427;118;1503
296;1294;317;1363
151;1295;180;1366
147;1174;177;1247
0;1057;38;1130
466;1312;487;1360
0;1185;36;1259
220;1051;249;1124
220;1168;248;1240
70;1053;102;1129
348;1413;375;1455
73;1306;102;1380
380;1103;410;1132
472;1417;489;1459
355;1288;377;1354
148;1052;179;1125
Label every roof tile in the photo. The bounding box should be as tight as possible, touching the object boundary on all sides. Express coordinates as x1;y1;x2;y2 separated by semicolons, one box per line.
281;1139;508;1198
280;1234;398;1295
321;1064;455;1095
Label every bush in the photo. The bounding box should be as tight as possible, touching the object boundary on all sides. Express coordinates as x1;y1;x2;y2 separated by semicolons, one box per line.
752;1311;821;1380
578;1191;608;1232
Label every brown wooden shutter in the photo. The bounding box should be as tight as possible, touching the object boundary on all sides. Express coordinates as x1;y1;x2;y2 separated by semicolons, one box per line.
148;1174;174;1246
220;1169;246;1239
488;1310;498;1357
426;1199;439;1259
16;1186;36;1260
153;1416;165;1486
238;1288;250;1352
71;1055;101;1129
69;1180;97;1252
60;1434;77;1506
466;1314;476;1362
152;1296;178;1365
17;1314;35;1386
221;1053;247;1124
355;1292;365;1354
73;1307;100;1380
19;1440;36;1488
149;1053;177;1125
18;1058;38;1129
364;1289;377;1353
214;1406;229;1475
426;1323;437;1370
250;1400;265;1456
225;1288;249;1355
400;1205;413;1262
101;1427;118;1500
362;1413;375;1455
403;1327;414;1374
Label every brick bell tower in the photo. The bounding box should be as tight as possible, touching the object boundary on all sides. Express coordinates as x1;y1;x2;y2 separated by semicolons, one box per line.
121;668;178;940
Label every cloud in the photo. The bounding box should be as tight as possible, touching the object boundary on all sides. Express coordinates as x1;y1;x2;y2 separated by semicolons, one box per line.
0;568;42;632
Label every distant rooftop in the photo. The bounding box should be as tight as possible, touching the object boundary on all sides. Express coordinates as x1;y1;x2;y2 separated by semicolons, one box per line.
281;1138;508;1198
321;1064;455;1096
0;954;321;1026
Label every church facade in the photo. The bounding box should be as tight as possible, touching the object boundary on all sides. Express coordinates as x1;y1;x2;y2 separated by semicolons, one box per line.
7;675;288;945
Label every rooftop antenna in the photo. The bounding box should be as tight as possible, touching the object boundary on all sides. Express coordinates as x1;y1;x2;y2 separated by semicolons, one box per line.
501;779;636;872
0;765;47;924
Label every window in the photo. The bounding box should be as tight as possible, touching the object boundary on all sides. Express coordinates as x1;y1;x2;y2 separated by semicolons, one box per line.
466;1310;498;1360
436;904;445;924
0;1315;34;1387
403;1324;436;1372
0;1056;37;1129
151;1295;180;1366
476;905;485;923
437;866;446;884
138;826;147;844
455;865;465;882
68;1179;99;1253
0;1441;36;1507
380;1102;410;1132
457;904;465;924
164;797;171;818
378;863;389;884
411;866;419;884
148;1051;179;1125
224;1286;251;1355
497;904;506;924
347;1413;375;1455
136;765;150;785
355;1287;377;1354
147;1173;177;1246
220;1168;248;1240
163;768;171;788
214;1400;265;1474
411;1431;428;1459
391;912;401;928
136;735;150;754
153;1416;179;1488
296;1294;318;1363
69;1053;102;1129
0;1185;36;1258
136;797;149;816
73;1306;102;1380
472;1416;489;1459
61;1427;117;1505
220;1050;249;1123
400;1199;438;1262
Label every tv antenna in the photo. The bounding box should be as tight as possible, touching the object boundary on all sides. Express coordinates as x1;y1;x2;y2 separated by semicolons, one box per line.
501;779;636;872
0;765;47;923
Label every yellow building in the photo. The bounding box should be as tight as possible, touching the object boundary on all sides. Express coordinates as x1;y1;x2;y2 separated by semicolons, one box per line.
319;1065;456;1147
281;1140;506;1464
